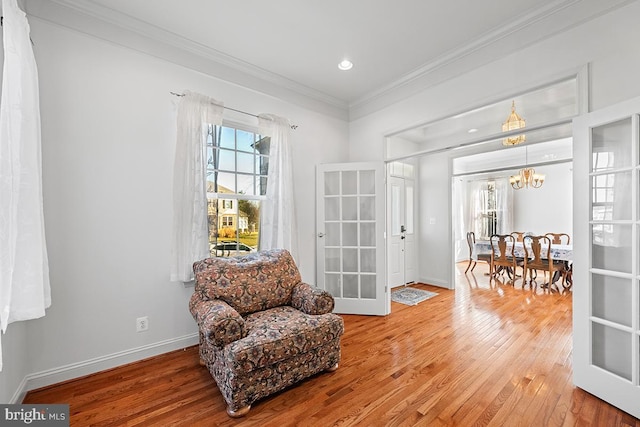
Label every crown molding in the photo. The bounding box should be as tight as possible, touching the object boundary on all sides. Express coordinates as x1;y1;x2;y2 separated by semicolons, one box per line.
24;0;350;121
351;0;581;109
22;0;634;122
348;0;635;120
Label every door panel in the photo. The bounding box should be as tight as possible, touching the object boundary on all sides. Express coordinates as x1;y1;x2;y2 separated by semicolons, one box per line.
573;96;640;419
404;182;416;283
387;177;405;287
316;163;387;315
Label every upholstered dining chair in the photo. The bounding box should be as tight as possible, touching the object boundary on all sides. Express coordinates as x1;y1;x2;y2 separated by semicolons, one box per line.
489;234;519;283
465;231;491;273
523;235;567;289
545;232;570;245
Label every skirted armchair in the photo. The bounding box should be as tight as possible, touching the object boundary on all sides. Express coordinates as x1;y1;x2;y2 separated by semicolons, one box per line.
189;249;344;417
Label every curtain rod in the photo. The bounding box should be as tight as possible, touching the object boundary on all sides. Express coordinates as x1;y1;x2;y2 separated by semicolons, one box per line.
170;92;298;130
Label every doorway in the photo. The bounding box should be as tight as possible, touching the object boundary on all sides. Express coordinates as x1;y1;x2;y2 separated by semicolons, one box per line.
386;171;416;289
451;139;574;273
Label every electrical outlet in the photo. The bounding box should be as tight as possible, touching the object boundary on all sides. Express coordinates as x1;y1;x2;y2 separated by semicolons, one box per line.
136;316;149;332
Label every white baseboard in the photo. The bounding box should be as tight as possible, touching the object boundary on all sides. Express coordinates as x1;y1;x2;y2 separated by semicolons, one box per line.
12;333;198;403
419;276;450;289
10;376;29;405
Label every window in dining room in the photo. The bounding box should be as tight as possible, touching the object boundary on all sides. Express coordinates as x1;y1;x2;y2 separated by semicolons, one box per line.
469;178;513;240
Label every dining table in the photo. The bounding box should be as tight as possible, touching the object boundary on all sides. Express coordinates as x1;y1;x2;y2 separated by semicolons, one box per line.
472;240;573;286
472;240;573;262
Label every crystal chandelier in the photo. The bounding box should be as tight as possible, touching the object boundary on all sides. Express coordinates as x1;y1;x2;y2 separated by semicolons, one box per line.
502;101;526;146
509;147;545;190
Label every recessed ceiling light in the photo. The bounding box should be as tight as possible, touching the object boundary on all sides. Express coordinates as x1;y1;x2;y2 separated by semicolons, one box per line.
338;59;353;71
468;128;478;133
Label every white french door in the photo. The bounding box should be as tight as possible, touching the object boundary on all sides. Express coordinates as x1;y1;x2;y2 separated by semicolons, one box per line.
316;162;387;315
387;176;416;288
573;95;640;418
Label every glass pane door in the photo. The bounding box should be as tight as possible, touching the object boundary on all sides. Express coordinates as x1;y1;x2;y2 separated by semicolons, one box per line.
589;118;635;381
317;163;386;315
573;96;640;419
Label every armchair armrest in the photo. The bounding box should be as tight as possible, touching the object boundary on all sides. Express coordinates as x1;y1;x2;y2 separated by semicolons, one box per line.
189;293;245;347
291;282;335;315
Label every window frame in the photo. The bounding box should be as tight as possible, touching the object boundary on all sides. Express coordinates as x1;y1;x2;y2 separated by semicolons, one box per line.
205;121;269;257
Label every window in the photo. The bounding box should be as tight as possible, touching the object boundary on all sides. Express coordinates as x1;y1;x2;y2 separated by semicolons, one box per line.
222;216;234;227
475;181;498;240
206;124;269;256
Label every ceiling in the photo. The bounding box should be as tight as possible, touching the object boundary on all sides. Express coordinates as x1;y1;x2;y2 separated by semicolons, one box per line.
24;0;635;118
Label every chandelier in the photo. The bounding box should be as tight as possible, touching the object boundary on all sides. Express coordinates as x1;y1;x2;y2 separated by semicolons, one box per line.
502;101;526;146
510;167;544;189
509;147;545;190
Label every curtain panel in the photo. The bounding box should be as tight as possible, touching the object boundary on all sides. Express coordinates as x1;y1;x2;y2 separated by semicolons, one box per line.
258;114;298;261
170;91;223;282
0;0;50;371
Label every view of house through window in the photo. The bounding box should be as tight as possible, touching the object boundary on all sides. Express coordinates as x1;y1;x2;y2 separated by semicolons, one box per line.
206;124;270;257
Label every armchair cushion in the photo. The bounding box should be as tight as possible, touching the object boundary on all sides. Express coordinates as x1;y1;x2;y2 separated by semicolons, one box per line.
225;306;344;372
193;249;301;316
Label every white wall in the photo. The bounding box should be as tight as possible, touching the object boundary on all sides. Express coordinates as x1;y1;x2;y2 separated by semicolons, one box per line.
0;323;28;403
512;162;573;236
417;152;451;287
0;17;349;401
349;1;640;288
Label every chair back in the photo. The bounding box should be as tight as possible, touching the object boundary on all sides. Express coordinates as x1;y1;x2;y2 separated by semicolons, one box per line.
523;235;553;270
545;233;570;245
490;234;515;264
466;231;476;254
511;231;526;242
193;249;301;315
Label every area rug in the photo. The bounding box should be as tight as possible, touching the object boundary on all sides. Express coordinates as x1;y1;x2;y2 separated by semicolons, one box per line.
391;287;438;306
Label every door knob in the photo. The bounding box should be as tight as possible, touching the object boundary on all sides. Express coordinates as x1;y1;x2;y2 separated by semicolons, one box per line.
318;232;325;238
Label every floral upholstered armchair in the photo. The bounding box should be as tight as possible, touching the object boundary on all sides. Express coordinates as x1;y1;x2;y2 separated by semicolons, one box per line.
189;249;344;417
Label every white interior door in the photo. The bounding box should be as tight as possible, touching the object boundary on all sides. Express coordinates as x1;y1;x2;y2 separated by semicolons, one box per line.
387;176;416;288
316;162;388;315
387;176;405;288
573;95;640;418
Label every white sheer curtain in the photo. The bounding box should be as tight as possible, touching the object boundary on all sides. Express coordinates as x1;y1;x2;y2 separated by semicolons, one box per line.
461;177;513;242
170;91;223;282
494;177;514;234
258;114;298;261
468;179;486;238
0;0;50;371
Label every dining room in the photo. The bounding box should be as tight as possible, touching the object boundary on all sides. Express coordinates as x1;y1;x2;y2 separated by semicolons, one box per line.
452;137;573;288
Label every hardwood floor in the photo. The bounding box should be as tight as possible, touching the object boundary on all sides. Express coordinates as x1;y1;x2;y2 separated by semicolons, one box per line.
24;262;639;426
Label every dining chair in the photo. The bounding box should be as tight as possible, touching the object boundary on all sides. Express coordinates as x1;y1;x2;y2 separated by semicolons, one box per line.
489;234;519;284
523;235;567;289
465;231;491;273
545;232;570;245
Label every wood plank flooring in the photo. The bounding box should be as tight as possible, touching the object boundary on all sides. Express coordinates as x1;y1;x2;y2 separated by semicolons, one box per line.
24;262;640;426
